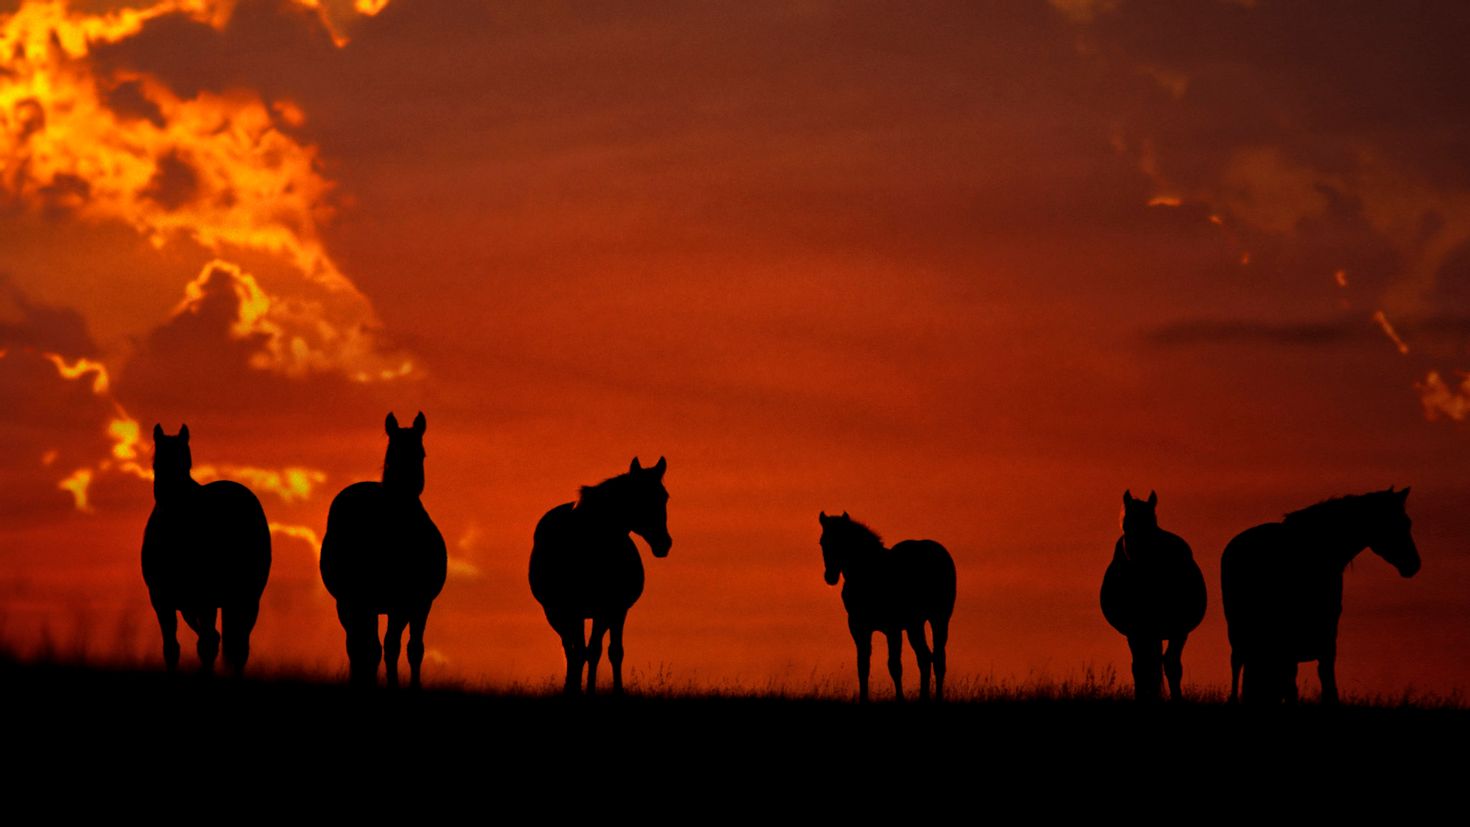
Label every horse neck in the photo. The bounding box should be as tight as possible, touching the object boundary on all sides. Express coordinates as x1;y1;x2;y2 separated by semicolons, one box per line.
576;481;630;534
1295;510;1372;571
153;472;199;503
839;537;886;582
382;454;424;499
1121;526;1162;558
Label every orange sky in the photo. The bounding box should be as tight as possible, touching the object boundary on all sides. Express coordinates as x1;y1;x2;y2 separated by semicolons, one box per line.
3;0;1469;698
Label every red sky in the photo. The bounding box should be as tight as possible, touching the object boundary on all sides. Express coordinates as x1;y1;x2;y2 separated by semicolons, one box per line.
3;0;1468;698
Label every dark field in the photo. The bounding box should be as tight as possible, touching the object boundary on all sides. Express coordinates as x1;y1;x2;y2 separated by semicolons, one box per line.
7;657;1465;816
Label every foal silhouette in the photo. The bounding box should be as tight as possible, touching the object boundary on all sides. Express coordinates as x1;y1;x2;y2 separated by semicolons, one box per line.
1100;490;1206;701
818;511;956;702
530;457;672;695
142;424;271;674
1222;487;1420;704
320;412;447;688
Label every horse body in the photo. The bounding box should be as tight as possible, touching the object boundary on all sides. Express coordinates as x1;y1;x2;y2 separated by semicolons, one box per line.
320;412;447;687
820;512;956;702
1221;488;1420;704
1100;490;1206;701
142;425;271;674
530;457;670;695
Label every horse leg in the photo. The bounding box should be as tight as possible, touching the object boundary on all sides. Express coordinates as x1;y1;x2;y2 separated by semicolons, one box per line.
1127;636;1162;701
907;624;933;702
586;617;608;696
221;601;260;676
931;616;949;701
384;612;408;689
406;606;430;690
1284;662;1300;705
550;612;584;695
1229;649;1243;703
850;623;872;703
337;602;381;687
1318;653;1339;706
1164;637;1186;702
153;603;180;672
885;628;904;702
609;609;630;695
191;608;220;675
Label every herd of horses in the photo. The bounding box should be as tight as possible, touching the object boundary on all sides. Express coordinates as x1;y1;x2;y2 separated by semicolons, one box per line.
140;414;1422;703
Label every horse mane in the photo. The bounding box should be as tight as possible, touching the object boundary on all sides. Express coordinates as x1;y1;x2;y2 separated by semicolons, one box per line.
578;473;628;506
833;516;884;551
1283;491;1394;527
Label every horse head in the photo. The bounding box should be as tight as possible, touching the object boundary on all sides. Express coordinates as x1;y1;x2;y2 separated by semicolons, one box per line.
818;510;865;585
151;423;192;494
1121;489;1159;538
1371;486;1420;578
383;411;427;497
627;456;671;558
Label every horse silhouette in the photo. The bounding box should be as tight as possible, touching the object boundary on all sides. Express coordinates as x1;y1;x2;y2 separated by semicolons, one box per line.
320;412;447;688
530;457;671;695
142;424;271;674
1100;490;1207;701
818;511;956;702
1222;487;1420;704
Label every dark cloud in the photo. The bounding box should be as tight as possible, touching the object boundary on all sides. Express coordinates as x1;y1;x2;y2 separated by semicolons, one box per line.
140;150;200;211
116;262;411;438
1145;316;1371;348
0;276;99;356
0;349;118;518
100;79;165;128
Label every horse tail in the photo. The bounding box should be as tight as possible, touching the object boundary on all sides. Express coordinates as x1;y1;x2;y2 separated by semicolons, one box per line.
1100;538;1132;635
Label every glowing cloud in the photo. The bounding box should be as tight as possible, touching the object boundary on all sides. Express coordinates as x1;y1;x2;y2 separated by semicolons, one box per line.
269;522;322;556
1417;371;1470;422
32;344;324;511
57;467;93;512
195;464;326;504
1;0;409;380
43;353;109;394
1372;310;1410;356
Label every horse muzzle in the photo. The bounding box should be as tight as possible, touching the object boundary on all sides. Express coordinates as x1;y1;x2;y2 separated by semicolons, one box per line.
649;534;672;558
824;569;839;586
1398;557;1421;578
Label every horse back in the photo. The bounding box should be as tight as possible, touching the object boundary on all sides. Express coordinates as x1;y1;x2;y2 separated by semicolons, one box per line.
529;502;644;616
141;481;271;609
1221;521;1341;661
1101;530;1206;639
321;482;446;609
890;539;957;623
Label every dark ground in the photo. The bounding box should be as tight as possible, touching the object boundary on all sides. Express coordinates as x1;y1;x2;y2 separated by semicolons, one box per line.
6;657;1465;817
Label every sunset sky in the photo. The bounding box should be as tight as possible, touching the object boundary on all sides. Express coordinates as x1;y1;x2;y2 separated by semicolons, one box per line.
3;0;1468;697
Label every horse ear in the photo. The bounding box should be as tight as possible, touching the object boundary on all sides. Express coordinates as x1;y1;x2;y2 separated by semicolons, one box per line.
386;412;399;433
819;511;828;525
153;423;165;441
1123;490;1133;504
179;424;189;442
653;456;666;478
1399;486;1411;502
412;411;426;434
630;457;643;473
842;511;849;520
1147;490;1157;506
